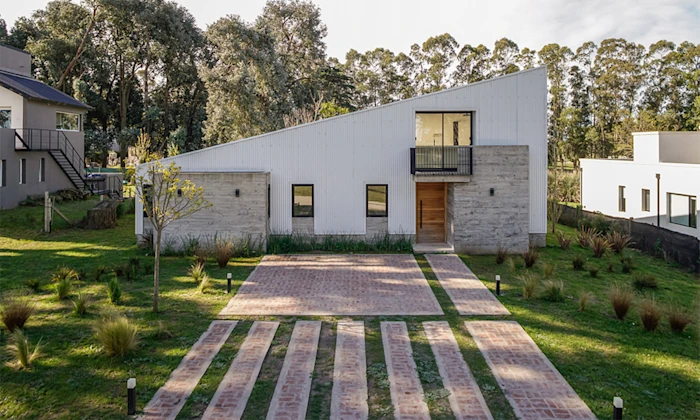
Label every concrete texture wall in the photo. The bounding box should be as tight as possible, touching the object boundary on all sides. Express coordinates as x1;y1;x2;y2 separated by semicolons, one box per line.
159;172;270;250
452;146;530;254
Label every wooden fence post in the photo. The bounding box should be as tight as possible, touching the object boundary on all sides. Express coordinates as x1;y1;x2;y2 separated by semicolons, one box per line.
44;191;51;233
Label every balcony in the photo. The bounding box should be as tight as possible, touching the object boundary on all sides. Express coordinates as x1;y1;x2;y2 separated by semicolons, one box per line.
410;146;473;181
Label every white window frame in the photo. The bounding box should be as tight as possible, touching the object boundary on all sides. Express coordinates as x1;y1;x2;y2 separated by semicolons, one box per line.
56;111;81;132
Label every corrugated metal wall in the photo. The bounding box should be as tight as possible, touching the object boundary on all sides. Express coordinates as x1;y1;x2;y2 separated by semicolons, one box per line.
136;67;547;236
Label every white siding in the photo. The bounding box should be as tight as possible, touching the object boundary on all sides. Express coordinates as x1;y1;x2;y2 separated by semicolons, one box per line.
136;68;548;236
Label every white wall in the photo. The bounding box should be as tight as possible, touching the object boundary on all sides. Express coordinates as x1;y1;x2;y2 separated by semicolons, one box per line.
580;159;700;239
136;68;548;236
0;86;24;128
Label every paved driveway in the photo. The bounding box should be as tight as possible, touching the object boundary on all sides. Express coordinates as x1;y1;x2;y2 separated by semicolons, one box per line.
219;254;443;316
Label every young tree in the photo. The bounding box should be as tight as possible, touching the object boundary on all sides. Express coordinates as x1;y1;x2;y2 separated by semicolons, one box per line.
134;162;210;312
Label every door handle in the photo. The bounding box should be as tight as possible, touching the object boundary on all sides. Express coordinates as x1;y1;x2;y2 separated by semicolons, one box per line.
419;200;423;228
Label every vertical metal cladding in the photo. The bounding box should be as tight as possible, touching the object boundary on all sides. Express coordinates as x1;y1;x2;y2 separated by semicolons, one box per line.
135;68;548;236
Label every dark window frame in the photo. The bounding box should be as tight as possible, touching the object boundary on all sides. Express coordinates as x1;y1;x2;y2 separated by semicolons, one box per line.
39;157;45;183
0;159;6;187
668;192;697;229
642;189;650;212
292;184;314;217
366;184;388;217
618;186;626;212
19;158;26;185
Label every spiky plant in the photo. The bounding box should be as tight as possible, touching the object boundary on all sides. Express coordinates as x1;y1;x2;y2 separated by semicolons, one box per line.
667;307;692;333
543;263;556;279
555;231;572;250
639;299;662;332
106;278;121;305
5;329;41;370
94;315;139;357
189;261;206;283
522;246;539;268
72;292;90;317
1;295;35;332
572;254;585;270
520;274;538;299
54;277;72;300
51;266;79;283
578;291;594;312
214;237;234;268
496;246;508;264
609;284;634;320
198;274;213;293
576;227;596;248
607;231;634;254
590;236;610;258
542;280;565;302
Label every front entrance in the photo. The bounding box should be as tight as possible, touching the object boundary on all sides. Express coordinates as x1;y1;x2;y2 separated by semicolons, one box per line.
416;182;446;244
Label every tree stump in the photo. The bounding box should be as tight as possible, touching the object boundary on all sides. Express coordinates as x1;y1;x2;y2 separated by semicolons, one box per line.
85;200;117;229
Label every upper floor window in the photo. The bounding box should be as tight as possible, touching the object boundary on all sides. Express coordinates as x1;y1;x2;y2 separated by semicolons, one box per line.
56;112;81;131
0;109;10;129
292;184;313;217
416;112;472;147
367;185;388;217
669;193;697;228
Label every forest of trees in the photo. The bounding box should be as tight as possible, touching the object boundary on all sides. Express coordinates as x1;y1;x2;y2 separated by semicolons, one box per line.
1;0;698;168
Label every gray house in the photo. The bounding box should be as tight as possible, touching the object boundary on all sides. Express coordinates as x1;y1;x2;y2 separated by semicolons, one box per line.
0;43;93;209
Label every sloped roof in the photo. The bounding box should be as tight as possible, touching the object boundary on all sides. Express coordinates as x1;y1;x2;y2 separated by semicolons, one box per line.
0;70;91;110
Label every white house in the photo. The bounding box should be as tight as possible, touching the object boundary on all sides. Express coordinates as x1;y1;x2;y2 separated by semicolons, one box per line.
135;68;548;254
581;131;700;239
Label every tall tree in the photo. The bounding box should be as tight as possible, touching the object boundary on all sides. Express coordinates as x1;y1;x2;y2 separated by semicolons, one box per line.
452;44;491;85
538;43;573;167
490;37;520;76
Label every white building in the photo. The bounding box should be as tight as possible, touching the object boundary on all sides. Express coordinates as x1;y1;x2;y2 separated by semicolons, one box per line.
581;131;700;239
136;68;548;253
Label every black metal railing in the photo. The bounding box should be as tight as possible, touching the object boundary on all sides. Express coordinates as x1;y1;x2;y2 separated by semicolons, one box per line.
14;128;94;193
410;146;473;175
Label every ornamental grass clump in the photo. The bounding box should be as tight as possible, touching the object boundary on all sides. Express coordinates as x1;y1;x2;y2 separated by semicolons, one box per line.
639;299;662;332
107;278;121;305
578;291;593;312
589;267;599;278
542;262;556;279
632;274;657;290
667;307;692;333
72;292;90;317
198;274;213;293
607;231;634;254
95;315;139;357
1;295;35;333
590;236;610;258
5;329;41;370
54;277;72;300
214;237;234;268
609;284;634;320
576;227;596;248
522;246;539;268
520;274;538;299
555;231;572;250
25;279;42;293
496;246;508;264
572;254;585;270
542;280;565;302
189;261;206;283
51;266;79;283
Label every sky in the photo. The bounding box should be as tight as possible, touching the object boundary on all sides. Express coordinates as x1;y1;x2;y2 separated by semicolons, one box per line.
2;0;699;60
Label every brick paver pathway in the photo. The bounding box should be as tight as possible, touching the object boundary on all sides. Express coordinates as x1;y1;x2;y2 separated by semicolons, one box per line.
266;321;322;420
202;321;279;420
381;322;430;420
423;322;493;420
425;254;510;315
465;321;596;420
331;321;368;420
140;321;238;420
220;255;443;316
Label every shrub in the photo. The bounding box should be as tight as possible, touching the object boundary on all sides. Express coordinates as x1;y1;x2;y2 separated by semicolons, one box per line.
51;266;79;283
543;263;556;279
107;278;121;305
609;285;634;320
578;291;593;311
198;274;213;293
590;236;610;258
189;261;206;283
496;246;508;264
54;277;72;300
555;231;572;250
214;237;234;268
542;280;565;302
72;292;90;317
621;256;635;274
520;274;538;299
576;227;596;248
1;295;35;332
632;274;657;290
94;315;139;357
5;329;41;370
639;299;662;332
589;268;599;278
194;244;209;265
591;214;611;234
93;266;107;282
522;246;539;268
667;307;692;333
25;279;42;293
607;231;633;254
572;255;585;270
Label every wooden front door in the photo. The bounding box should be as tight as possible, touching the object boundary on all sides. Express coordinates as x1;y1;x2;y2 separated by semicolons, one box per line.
416;182;446;243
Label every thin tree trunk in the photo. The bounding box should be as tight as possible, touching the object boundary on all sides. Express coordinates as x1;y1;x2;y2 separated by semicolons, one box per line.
153;230;161;313
57;5;98;92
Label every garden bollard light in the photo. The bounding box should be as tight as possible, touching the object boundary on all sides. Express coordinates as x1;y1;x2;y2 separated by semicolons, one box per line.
613;397;623;420
495;275;501;296
227;273;232;293
127;378;136;415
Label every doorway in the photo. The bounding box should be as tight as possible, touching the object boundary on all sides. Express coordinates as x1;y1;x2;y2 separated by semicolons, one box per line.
416;182;446;244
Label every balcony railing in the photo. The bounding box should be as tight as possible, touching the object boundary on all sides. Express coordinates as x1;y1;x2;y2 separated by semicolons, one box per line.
410;146;473;175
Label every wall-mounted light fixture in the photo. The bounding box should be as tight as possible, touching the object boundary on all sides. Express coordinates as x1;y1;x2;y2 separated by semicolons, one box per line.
489;188;495;196
177;189;182;197
235;189;240;197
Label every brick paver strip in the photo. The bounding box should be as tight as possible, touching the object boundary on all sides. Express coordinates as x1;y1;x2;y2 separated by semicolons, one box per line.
465;321;596;420
202;321;279;420
266;321;322;420
140;320;238;420
423;322;493;420
219;255;443;316
381;322;430;420
331;321;368;420
425;254;510;316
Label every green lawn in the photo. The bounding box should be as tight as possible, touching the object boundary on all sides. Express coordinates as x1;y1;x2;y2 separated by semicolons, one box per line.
0;200;698;419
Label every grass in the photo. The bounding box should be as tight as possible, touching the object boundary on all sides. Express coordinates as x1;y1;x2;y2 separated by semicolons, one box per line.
1;199;698;419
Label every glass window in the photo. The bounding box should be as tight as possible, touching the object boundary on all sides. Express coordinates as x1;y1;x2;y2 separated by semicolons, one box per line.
0;160;6;187
39;158;45;182
367;185;388;217
19;158;26;184
618;186;626;212
669;193;697;228
642;189;650;212
292;184;313;217
0;109;10;128
56;112;81;131
416;112;472;147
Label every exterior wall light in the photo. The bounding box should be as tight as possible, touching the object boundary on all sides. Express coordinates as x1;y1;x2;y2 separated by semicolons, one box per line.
489;188;495;196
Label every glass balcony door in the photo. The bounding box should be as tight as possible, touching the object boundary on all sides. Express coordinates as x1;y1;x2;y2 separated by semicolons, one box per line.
415;112;472;147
